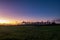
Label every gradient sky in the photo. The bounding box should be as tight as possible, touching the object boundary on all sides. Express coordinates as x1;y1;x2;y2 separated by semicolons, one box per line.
0;0;60;22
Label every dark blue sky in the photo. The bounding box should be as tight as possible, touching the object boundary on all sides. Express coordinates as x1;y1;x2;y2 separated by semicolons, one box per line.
0;0;60;22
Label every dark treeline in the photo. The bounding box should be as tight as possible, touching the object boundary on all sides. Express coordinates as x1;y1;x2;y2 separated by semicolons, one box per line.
17;21;60;26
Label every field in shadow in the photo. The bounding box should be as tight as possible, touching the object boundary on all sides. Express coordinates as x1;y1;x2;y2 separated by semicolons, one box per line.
0;25;60;40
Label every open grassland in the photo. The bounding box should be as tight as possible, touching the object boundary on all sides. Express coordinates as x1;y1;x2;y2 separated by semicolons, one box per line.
0;25;60;40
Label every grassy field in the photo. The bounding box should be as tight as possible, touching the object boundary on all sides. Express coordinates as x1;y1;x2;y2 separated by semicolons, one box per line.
0;25;60;40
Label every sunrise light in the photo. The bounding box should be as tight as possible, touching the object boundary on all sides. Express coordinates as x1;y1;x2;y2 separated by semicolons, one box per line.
0;19;18;25
0;19;10;24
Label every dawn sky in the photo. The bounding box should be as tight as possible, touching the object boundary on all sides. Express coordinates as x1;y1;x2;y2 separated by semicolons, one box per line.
0;0;60;22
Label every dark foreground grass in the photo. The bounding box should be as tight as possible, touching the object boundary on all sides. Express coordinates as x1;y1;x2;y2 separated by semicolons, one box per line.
0;25;60;40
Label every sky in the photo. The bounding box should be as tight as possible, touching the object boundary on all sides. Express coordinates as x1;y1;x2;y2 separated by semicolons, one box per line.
0;0;60;22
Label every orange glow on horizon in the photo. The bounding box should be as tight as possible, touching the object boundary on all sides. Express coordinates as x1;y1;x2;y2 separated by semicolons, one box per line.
0;20;10;24
0;17;49;25
0;18;20;25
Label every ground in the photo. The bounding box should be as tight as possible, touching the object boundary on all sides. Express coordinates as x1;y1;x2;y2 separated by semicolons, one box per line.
0;25;60;40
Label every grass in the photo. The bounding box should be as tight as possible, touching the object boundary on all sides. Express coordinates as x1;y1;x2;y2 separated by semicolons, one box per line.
0;25;60;40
